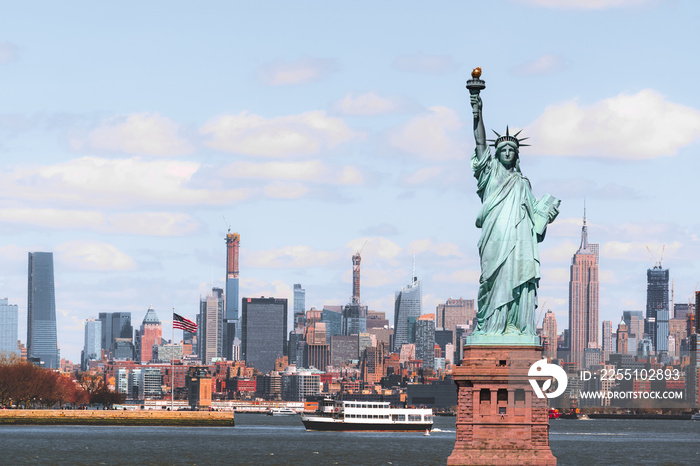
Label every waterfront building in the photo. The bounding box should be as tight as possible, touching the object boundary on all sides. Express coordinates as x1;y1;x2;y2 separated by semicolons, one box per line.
415;314;436;370
136;306;162;363
241;297;288;374
542;310;557;360
435;298;475;345
27;252;59;368
645;267;670;353
281;369;320;401
393;275;422;352
82;318;102;370
0;298;19;357
568;212;599;366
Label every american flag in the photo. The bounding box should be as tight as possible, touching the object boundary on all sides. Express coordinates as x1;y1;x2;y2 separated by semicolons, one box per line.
173;312;197;333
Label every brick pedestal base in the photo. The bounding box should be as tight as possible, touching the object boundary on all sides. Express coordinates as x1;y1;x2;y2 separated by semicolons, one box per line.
447;345;557;465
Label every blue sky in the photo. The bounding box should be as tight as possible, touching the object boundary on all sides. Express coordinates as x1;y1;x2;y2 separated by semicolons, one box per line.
1;0;699;362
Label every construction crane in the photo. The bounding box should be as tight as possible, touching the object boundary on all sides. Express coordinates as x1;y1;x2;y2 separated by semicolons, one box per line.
645;244;665;269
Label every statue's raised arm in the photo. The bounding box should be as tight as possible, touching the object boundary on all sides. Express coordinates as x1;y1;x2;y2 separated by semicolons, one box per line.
467;67;487;161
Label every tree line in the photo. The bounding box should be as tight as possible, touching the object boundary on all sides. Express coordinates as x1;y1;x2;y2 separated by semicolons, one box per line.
0;352;123;408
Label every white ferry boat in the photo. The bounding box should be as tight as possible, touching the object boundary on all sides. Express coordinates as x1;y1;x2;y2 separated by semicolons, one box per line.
300;399;433;432
267;407;297;416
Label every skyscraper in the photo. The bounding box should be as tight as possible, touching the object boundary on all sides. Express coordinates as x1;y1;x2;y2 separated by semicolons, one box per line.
241;297;287;374
645;266;669;353
568;212;599;366
224;232;240;359
616;319;629;354
82;318;102;370
27;252;59;368
343;253;367;335
199;288;224;364
0;298;19;358
435;298;475;345
136;306;162;363
542;310;557;360
601;320;612;362
393;275;422;352
98;312;133;356
415;313;435;370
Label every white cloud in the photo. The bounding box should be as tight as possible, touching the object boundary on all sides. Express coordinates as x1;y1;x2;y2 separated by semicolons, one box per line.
222;160;363;185
332;92;405;115
55;240;136;271
512;54;564;76
73;113;193;156
528;90;700;159
0;208;105;229
402;166;444;185
263;182;309;199
257;57;337;86
346;237;403;264
407;238;462;257
516;0;651;9
244;245;340;269
389;106;466;160
201;110;360;157
601;241;682;262
0;41;19;64
1;157;252;207
392;53;458;74
434;269;481;283
0;208;201;236
540;240;579;263
107;212;201;236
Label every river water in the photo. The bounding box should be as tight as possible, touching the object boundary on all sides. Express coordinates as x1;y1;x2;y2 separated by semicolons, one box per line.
1;414;699;465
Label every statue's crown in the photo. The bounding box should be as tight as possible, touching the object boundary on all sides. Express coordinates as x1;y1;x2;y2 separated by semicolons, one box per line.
488;126;529;149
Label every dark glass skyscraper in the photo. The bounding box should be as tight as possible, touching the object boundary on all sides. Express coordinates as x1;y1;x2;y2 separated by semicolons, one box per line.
241;297;287;374
27;252;59;368
645;267;669;353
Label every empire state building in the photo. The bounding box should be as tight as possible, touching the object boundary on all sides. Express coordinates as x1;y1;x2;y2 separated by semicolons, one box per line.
568;210;599;367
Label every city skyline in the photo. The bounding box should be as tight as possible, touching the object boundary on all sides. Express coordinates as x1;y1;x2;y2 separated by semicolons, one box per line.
2;1;700;363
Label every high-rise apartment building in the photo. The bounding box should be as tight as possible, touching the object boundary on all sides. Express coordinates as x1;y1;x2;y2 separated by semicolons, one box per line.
415;314;435;370
0;298;19;358
27;252;59;368
82;318;102;370
542;310;557;360
645;267;669;353
393;275;422;352
136;306;162;363
568;213;599;366
241;297;287;374
199;288;224;364
224;232;240;360
435;298;475;344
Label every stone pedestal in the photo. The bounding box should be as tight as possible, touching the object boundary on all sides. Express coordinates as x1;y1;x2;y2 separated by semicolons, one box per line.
447;345;557;465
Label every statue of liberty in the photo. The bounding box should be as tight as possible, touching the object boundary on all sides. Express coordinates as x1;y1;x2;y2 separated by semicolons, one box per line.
467;68;560;340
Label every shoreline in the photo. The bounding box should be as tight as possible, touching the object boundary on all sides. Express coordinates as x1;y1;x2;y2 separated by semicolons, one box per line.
0;409;235;427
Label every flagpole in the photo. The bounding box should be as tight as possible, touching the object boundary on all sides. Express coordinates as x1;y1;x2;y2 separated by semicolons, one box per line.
171;307;174;412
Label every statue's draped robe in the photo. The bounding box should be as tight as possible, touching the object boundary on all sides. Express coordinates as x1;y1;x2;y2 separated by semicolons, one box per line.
472;147;540;335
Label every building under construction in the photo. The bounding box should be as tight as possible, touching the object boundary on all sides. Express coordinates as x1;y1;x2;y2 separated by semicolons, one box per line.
224;231;240;360
343;250;367;335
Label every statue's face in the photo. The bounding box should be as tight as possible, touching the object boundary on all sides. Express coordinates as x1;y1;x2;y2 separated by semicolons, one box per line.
497;142;518;169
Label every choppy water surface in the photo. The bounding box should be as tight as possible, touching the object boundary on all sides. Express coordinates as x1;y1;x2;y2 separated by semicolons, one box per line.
2;414;699;465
